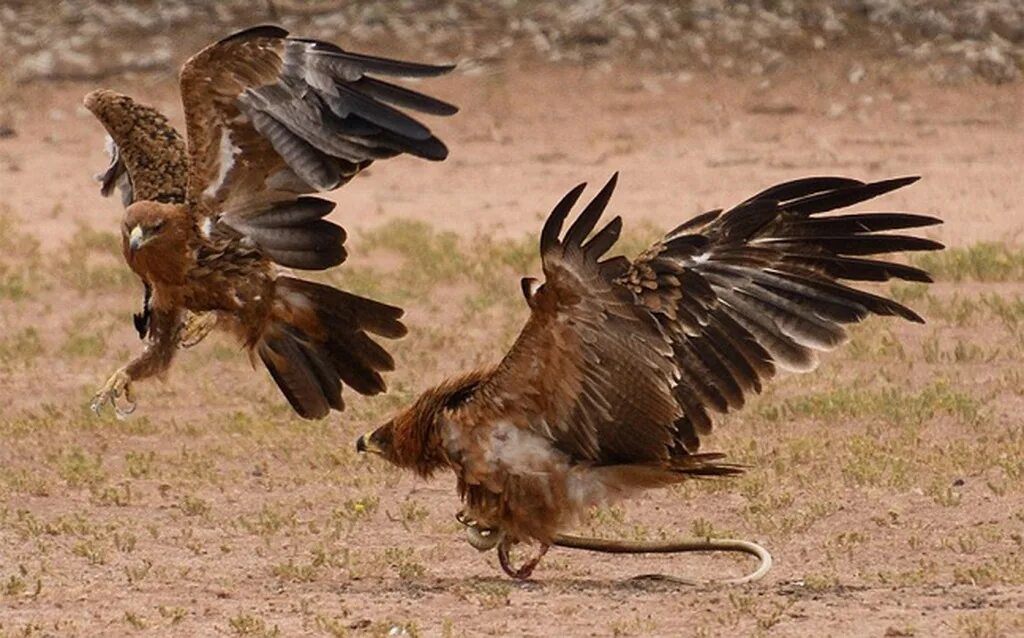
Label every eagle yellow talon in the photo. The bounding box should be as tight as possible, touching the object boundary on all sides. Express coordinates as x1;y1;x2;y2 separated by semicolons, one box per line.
90;367;135;419
179;312;217;349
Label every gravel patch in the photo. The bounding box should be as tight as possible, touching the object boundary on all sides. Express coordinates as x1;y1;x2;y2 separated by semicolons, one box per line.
1;0;1021;83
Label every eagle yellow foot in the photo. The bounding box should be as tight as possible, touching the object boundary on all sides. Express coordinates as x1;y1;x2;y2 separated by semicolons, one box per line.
179;312;217;349
90;367;136;419
497;537;549;580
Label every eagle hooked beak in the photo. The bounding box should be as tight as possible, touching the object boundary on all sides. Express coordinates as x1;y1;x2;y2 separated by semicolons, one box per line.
356;431;383;455
128;225;145;253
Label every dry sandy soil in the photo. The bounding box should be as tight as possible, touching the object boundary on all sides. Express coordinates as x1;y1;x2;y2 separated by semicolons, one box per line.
1;53;1023;637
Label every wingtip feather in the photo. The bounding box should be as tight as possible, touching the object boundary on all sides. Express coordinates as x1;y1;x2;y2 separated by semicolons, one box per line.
541;182;587;254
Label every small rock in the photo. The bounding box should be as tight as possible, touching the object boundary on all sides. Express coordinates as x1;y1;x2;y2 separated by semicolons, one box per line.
827;102;847;118
848;63;866;84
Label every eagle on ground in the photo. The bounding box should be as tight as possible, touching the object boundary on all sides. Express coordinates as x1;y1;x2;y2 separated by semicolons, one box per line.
357;174;942;579
85;25;457;419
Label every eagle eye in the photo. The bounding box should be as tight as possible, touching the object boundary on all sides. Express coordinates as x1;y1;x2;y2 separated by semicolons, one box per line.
444;381;481;410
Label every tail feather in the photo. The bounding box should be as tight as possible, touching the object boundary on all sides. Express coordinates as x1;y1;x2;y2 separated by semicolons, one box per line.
283;277;408;340
598;455;745;492
257;277;406;419
259;329;341;418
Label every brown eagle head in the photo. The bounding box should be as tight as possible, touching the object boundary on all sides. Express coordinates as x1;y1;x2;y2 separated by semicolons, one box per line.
356;369;491;477
121;201;191;284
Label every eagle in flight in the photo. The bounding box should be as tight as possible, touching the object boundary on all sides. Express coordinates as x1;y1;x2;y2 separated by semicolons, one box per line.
91;90;215;344
357;173;942;579
86;25;457;419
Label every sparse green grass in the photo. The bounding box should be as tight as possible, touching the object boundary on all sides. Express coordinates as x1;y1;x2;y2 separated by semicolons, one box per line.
754;380;983;429
179;494;211;517
0;327;43;367
465;580;512;609
382;546;426;580
913;243;1024;282
328;218;657;318
158;606;188;625
0;210;41;300
55;448;106;489
956;611;1024;638
270;558;320;583
124;451;155;479
227;613;280;637
239;504;296;539
2;212;1023;635
123;611;147;630
610;614;658;636
61;332;106;359
57;225;135;293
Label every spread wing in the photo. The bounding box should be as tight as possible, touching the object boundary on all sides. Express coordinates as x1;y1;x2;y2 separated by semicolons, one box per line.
83;90;189;206
622;176;942;452
179;25;457;270
474;175;685;465
83;90;190;340
473;174;942;466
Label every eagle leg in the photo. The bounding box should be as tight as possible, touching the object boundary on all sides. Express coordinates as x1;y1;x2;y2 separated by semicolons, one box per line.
497;537;550;580
90;366;137;420
179;312;217;349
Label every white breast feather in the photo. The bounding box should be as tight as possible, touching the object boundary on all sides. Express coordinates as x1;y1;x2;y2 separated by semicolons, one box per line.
485;421;562;476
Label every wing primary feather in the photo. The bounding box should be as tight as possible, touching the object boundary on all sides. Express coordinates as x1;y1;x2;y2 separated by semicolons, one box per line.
541;183;587;255
583;216;623;260
304;43;456;77
785;176;920;216
762;234;944;255
351;77;459;115
665;209;722;238
216;24;289;45
782;254;934;283
331;82;433;141
563;173;619;249
741;176;864;206
790;213;943;235
245;108;340;191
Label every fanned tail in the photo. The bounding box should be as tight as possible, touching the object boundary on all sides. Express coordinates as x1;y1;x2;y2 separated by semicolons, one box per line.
257;277;407;419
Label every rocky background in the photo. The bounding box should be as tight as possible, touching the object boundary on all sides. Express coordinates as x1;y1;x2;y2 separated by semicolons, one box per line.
1;0;1022;85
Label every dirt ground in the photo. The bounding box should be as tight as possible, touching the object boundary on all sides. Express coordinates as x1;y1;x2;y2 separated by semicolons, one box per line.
1;52;1023;637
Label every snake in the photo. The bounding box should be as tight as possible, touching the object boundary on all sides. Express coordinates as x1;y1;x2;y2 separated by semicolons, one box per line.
459;514;772;585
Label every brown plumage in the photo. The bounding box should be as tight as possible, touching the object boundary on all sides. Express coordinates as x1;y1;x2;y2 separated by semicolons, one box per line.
357;173;943;579
89;91;190;339
87;25;456;419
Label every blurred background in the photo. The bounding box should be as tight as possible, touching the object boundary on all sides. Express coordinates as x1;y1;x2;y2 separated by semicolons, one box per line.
0;0;1019;86
2;1;1023;85
1;2;1023;637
